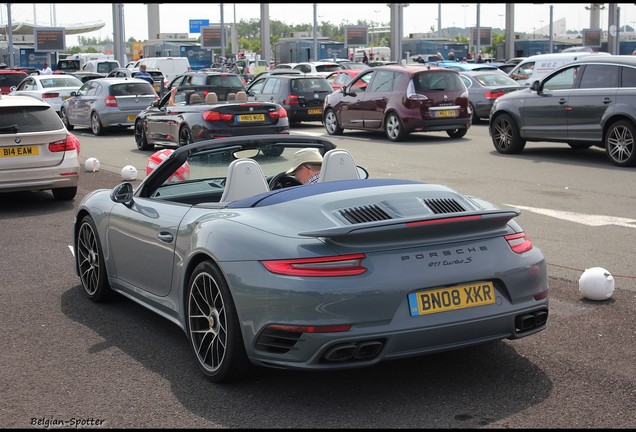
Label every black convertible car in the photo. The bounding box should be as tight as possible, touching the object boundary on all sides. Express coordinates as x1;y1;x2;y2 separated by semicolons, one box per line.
134;89;290;150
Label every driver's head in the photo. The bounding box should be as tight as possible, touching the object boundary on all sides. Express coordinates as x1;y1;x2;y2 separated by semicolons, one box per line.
286;148;323;184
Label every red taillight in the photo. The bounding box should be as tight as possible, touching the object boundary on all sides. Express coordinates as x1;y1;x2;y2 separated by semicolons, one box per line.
267;324;351;333
268;107;288;119
202;110;233;121
284;94;299;105
505;232;533;254
261;253;367;277
484;91;506;100
42;93;59;99
49;133;80;153
105;95;117;107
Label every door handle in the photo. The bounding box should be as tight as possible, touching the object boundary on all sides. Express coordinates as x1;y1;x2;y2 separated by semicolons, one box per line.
157;232;174;243
603;98;612;104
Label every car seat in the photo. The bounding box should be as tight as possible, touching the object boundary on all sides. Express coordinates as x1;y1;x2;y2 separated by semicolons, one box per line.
317;149;360;182
189;93;203;104
220;158;270;202
235;91;248;102
204;92;218;103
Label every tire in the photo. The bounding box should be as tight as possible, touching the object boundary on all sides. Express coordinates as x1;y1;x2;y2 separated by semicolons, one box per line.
179;126;193;147
75;215;111;302
61;108;74;131
447;128;468;139
324;109;343;136
134;120;153;151
469;103;480;125
91;112;104;136
605;120;636;167
187;261;252;383
52;186;77;200
384;112;407;142
490;113;526;154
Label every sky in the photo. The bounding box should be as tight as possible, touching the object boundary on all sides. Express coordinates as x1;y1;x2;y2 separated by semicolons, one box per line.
4;3;636;46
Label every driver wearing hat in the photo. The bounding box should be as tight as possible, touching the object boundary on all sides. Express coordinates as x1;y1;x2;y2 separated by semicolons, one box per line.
286;148;323;184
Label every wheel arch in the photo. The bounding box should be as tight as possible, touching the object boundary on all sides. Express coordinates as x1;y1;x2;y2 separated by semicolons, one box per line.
602;114;636;143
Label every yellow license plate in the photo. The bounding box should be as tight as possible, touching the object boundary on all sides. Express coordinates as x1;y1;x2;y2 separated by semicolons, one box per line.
238;114;265;122
308;108;322;115
63;96;71;100
408;281;495;316
127;115;136;121
154;85;160;92
432;110;457;118
1;146;39;158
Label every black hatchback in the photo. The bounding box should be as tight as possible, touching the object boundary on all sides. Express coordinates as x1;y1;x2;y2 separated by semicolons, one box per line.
246;74;333;125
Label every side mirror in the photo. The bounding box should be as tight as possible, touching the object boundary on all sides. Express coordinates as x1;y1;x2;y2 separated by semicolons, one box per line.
530;80;541;92
110;182;134;207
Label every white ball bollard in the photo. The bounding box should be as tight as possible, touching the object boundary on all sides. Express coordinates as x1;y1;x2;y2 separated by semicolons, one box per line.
84;157;100;172
579;267;615;301
121;165;138;181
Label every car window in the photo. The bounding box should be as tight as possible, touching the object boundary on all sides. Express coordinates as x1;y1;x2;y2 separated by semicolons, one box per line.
543;66;578;91
291;78;331;92
460;75;472;88
368;70;399;92
247;78;267;95
86;82;100;96
622;66;636;87
315;64;341;73
475;73;519;87
294;64;312;73
111;82;155;96
0;105;64;132
0;73;27;88
414;71;463;91
206;75;245;88
348;72;373;93
262;78;280;95
578;64;619;89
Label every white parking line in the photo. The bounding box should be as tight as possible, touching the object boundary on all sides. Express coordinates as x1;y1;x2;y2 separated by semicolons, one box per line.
505;204;636;229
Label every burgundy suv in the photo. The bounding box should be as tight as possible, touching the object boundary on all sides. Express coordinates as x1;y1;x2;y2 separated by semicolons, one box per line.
0;69;27;95
323;65;471;142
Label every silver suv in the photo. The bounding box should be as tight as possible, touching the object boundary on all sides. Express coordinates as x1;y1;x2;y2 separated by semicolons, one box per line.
489;56;636;167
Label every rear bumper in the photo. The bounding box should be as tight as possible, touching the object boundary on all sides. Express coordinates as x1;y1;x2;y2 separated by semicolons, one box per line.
0;160;79;193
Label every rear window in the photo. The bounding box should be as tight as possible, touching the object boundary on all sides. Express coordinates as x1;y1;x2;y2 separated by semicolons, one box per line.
0;72;26;88
96;62;120;74
56;60;80;71
291;78;333;92
315;64;342;73
413;71;464;92
204;75;245;88
0;106;64;133
110;82;156;96
474;73;519;87
41;77;83;88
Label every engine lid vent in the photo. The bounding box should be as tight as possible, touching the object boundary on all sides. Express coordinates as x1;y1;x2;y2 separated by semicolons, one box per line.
339;204;393;224
423;198;466;214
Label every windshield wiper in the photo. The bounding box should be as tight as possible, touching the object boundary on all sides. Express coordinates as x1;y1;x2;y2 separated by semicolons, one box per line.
0;124;19;134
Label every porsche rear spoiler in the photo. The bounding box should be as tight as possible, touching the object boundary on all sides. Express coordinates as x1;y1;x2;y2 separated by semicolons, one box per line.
298;209;520;245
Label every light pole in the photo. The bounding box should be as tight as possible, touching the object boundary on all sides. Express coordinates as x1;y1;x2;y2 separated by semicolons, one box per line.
498;13;503;30
461;4;469;30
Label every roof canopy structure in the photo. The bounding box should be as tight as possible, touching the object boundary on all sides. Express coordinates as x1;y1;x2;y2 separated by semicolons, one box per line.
0;21;105;36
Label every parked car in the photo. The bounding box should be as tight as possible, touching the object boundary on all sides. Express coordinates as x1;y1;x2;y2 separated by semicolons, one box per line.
0;95;80;200
72;133;549;383
167;71;246;101
292;61;343;77
324;69;364;90
457;70;523;123
60;78;158;136
323;64;471;142
246;74;333;125
0;69;27;94
134;88;289;150
489;55;636;167
272;63;298;70
107;67;167;94
55;58;81;74
9;74;83;115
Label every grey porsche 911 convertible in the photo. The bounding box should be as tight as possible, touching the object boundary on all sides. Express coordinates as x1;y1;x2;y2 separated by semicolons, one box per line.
72;135;549;383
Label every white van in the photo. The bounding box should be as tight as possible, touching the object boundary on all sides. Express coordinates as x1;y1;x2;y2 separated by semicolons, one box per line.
134;57;191;83
508;52;612;86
